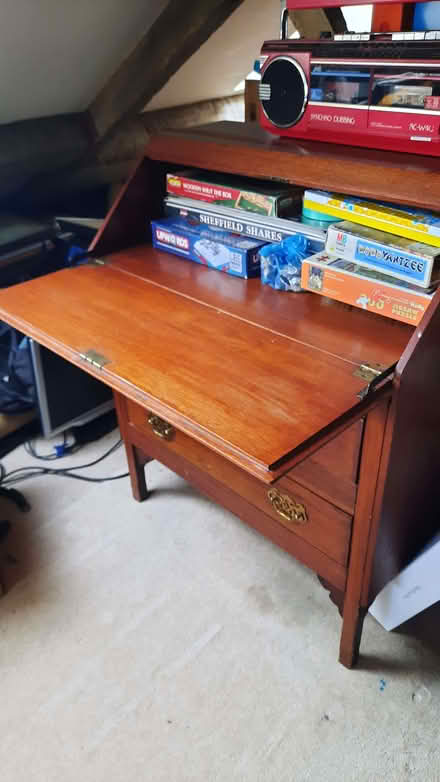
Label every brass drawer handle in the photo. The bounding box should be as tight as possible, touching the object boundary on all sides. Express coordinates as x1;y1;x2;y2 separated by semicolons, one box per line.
267;488;308;525
147;414;175;441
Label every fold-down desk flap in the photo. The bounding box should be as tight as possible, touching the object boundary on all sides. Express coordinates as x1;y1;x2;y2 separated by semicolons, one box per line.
0;263;374;480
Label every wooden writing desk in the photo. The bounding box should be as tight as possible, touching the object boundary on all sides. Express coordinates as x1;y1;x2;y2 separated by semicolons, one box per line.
1;123;439;667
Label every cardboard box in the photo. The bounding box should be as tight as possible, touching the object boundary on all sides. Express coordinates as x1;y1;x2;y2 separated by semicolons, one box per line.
303;190;440;248
326;221;440;289
151;217;266;278
369;533;440;630
164;196;325;244
166;170;301;217
301;250;435;325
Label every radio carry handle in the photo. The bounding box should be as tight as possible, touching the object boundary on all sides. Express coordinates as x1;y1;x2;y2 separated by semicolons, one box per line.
280;6;289;40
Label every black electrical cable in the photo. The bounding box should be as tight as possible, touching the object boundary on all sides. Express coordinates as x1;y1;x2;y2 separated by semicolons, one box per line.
0;438;129;487
24;431;81;461
6;438;122;477
3;471;129;486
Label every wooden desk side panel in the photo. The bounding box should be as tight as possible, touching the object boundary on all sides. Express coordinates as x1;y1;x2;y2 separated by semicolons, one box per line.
371;290;440;598
90;157;163;256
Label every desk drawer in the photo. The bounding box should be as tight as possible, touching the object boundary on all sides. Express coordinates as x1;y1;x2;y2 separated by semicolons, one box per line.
286;421;363;515
124;398;352;567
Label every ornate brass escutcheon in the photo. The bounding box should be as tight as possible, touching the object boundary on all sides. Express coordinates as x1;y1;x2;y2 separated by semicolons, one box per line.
147;414;175;441
267;488;308;525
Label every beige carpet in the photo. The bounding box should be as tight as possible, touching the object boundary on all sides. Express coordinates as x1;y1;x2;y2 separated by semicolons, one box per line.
0;432;439;782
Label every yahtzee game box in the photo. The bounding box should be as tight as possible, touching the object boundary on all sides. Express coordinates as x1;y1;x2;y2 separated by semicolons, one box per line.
326;221;440;288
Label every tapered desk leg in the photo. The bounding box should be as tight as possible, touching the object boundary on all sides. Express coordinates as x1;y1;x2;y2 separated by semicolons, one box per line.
125;441;149;502
339;607;367;668
114;392;151;503
338;399;391;669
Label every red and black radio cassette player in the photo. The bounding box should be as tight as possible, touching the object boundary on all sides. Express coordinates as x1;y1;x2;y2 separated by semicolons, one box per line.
259;7;440;156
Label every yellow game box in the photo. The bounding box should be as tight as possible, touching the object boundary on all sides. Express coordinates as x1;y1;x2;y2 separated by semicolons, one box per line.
303;190;440;248
301;251;436;325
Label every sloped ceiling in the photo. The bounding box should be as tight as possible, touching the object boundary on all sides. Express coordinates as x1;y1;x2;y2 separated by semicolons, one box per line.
0;0;168;124
0;0;279;127
147;0;279;111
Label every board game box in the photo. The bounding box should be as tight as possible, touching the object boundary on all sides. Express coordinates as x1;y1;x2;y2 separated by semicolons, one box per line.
166;170;301;217
303;190;440;248
301;250;436;325
164;196;325;244
326;221;440;288
151;217;266;278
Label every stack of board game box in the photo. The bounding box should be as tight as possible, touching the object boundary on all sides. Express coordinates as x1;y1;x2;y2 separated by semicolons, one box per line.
150;170;325;279
300;190;440;326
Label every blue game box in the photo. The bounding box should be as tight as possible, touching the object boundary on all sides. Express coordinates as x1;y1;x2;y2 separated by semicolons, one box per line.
151;217;267;278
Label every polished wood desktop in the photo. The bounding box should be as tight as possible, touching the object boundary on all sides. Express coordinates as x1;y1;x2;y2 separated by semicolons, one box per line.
1;123;439;667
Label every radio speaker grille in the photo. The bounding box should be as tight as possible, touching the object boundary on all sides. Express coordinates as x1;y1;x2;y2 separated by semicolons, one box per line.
260;57;308;129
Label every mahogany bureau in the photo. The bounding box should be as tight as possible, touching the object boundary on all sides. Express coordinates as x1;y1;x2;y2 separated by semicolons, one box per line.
1;122;440;668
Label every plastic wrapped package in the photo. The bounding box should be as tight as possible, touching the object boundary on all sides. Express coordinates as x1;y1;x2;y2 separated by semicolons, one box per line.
259;233;322;291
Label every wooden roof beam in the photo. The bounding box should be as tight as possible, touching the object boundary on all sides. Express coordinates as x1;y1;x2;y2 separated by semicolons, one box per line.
14;95;244;209
288;7;347;37
89;0;246;142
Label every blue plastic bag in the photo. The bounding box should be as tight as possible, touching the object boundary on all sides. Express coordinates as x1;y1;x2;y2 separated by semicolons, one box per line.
260;234;320;291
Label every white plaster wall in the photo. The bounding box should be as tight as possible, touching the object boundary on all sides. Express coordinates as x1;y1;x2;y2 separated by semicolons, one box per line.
0;0;280;125
146;0;280;111
0;0;167;124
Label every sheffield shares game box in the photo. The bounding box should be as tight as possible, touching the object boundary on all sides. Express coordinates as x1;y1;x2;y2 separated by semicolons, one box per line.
164;196;325;245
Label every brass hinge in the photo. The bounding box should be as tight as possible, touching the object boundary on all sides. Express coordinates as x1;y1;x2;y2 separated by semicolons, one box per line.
353;363;385;383
88;257;106;266
354;362;396;400
80;350;110;369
